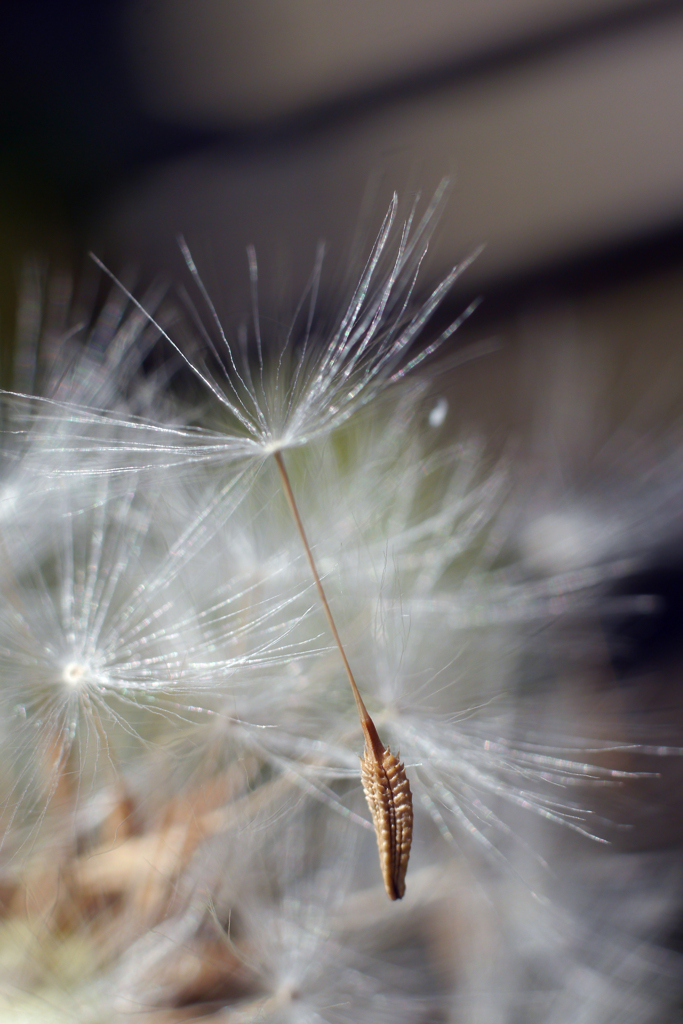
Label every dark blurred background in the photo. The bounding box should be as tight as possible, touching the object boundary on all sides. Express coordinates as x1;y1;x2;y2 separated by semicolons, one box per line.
3;0;683;322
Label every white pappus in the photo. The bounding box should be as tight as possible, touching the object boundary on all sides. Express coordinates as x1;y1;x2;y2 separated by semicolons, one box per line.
0;189;681;1022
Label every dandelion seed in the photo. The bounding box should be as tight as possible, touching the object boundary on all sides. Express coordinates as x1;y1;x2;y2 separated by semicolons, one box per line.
274;449;413;898
359;732;413;900
67;191;468;896
269;399;675;884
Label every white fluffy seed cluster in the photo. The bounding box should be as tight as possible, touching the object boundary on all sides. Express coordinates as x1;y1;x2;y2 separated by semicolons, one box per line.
0;200;681;1022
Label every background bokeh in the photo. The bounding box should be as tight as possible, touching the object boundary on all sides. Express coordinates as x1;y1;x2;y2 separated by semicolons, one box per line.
3;1;683;339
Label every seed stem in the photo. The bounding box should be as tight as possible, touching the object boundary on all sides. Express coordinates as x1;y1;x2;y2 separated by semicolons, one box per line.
273;450;383;758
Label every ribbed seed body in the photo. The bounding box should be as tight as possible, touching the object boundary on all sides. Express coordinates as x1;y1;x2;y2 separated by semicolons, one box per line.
360;745;413;899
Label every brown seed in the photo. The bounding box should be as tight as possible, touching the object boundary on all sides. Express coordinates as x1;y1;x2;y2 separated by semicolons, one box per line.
360;739;413;900
274;450;413;899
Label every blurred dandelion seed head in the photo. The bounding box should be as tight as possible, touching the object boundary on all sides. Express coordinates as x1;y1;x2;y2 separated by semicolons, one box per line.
0;186;682;1020
59;657;101;690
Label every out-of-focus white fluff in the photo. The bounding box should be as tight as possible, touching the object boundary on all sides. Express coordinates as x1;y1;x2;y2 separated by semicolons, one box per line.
0;197;681;1022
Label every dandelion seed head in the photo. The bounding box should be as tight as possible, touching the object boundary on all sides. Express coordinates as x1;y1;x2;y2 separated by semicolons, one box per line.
59;656;103;691
0;476;324;846
4;194;683;1021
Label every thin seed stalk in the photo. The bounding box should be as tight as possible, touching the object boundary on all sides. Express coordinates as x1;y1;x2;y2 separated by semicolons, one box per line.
273;450;413;899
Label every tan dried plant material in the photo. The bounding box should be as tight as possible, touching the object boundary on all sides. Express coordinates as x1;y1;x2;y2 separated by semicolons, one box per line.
274;452;414;899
